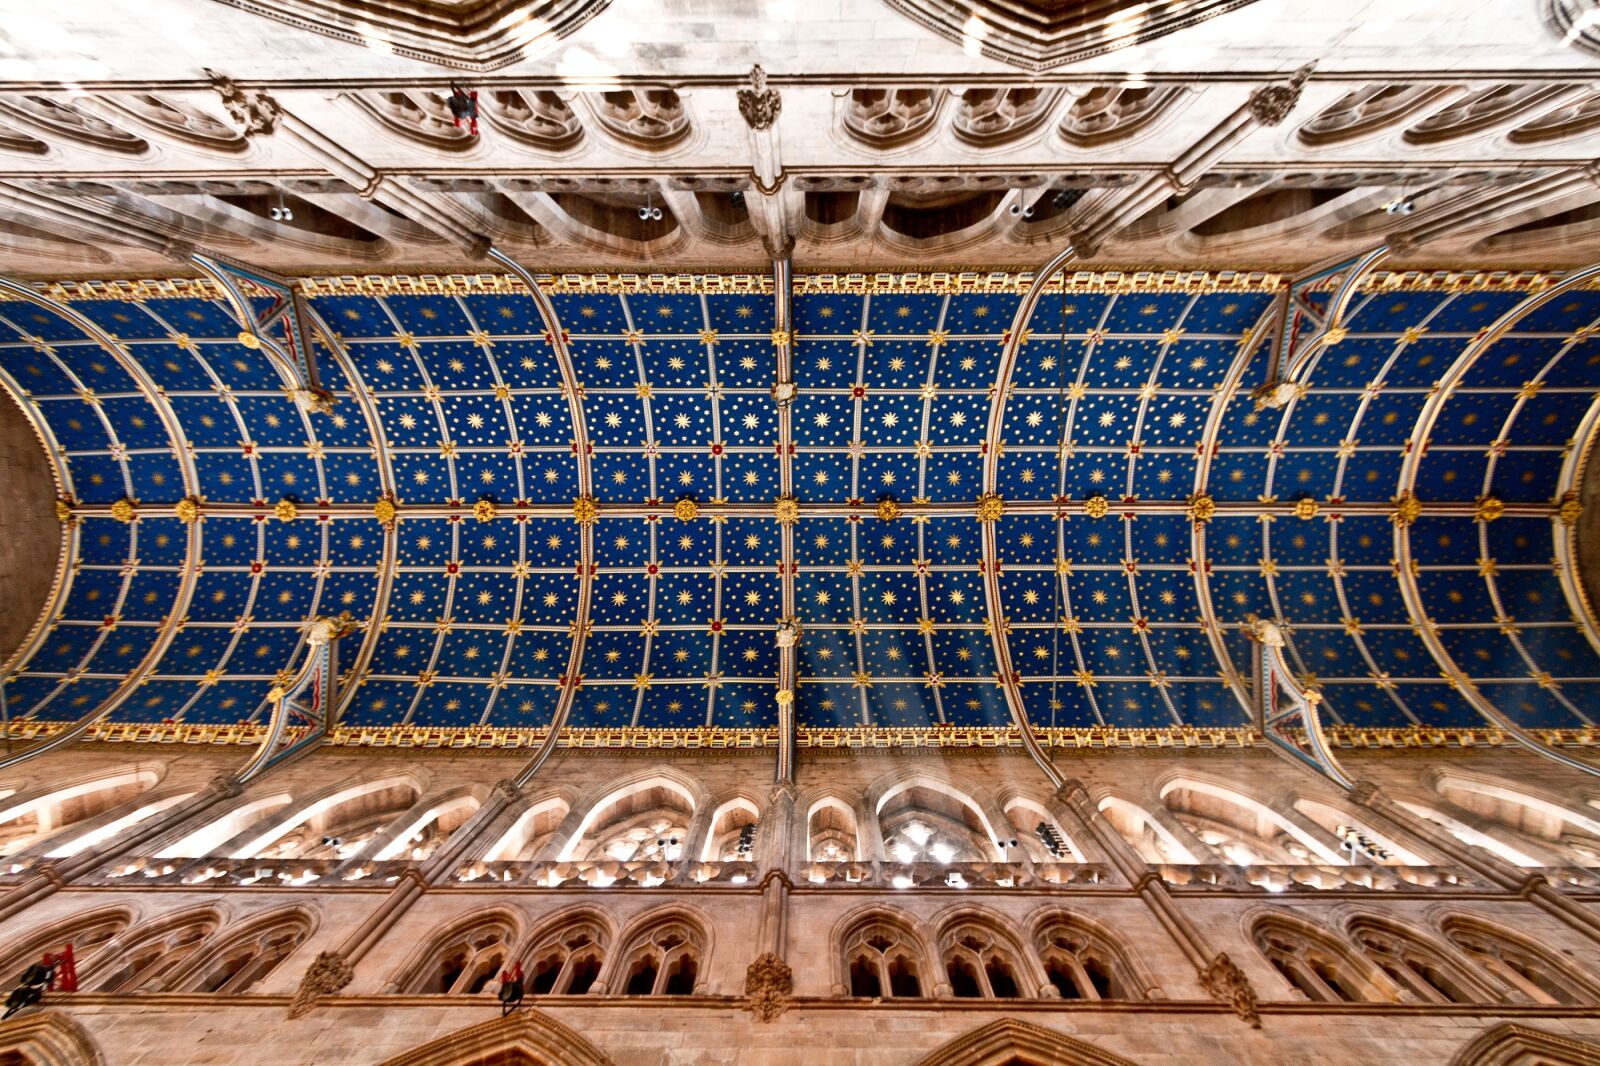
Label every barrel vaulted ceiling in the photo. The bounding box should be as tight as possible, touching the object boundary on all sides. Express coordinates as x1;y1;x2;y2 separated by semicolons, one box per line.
0;267;1597;753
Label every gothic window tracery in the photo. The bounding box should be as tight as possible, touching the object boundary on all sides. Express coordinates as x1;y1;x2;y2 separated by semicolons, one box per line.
404;915;518;995
1035;919;1140;1001
1252;919;1384;1003
878;785;1004;865
1431;777;1600;867
939;921;1027;999
588;90;690;149
1057;86;1186;147
842;918;925;998
951;88;1060;146
524;918;607;996
1404;85;1576;145
236;781;421;861
1298;85;1452;146
106;95;246;153
0;770;161;857
1443;919;1600;1005
1347;921;1482;1004
806;798;859;862
561;781;696;863
842;89;945;149
615;916;704;996
89;912;222;993
1161;782;1345;866
0;909;129;981
178;912;310;994
700;799;759;862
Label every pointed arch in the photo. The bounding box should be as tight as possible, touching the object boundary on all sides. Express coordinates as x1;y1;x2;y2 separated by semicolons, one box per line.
1158;774;1344;865
169;905;315;994
698;794;761;862
1249;911;1392;1003
482;792;573;862
804;795;860;862
556;772;701;863
84;905;224;993
606;904;710;997
0;766;162;857
228;773;425;859
911;1018;1143;1066
1095;794;1198;864
870;774;1005;863
515;904;613;998
1439;913;1600;1005
1028;906;1158;1001
1428;770;1600;866
833;906;935;1000
1343;913;1498;1004
0;906;133;982
1448;1023;1600;1066
933;903;1040;999
392;906;522;996
375;1008;615;1066
0;1010;105;1066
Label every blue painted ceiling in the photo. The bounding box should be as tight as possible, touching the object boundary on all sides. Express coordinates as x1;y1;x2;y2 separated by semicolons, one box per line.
1;274;1596;742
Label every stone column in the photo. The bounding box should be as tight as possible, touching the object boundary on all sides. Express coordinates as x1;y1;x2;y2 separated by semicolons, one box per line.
1053;780;1259;1025
760;783;795;873
736;66;791;261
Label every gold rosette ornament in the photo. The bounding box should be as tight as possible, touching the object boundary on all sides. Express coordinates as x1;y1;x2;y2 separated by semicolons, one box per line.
473;499;498;523
236;331;261;350
775;688;794;706
673;497;699;522
373;497;398;525
109;498;137;524
572;495;599;525
773;494;799;525
1473;495;1504;523
974;493;1005;523
54;498;74;525
1391;492;1422;528
875;498;902;521
1186;492;1216;524
173;497;201;524
1558;492;1583;527
1083;496;1110;519
274;498;299;523
1294;497;1319;520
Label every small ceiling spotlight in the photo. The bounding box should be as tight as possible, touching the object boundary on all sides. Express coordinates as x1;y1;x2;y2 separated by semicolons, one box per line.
1008;196;1035;220
638;194;663;222
268;190;293;222
1382;197;1415;216
730;190;746;209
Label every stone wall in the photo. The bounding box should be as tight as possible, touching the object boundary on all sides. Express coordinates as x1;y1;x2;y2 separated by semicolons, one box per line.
0;389;59;665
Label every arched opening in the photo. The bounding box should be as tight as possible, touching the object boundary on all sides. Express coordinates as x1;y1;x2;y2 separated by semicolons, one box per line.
0;908;130;983
1347;918;1486;1005
558;778;696;863
230;778;422;860
0;769;161;856
1442;917;1600;1006
699;798;759;862
1294;799;1429;866
1251;917;1385;1003
482;798;571;862
1097;798;1197;864
522;914;608;997
87;910;222;993
1433;776;1600;867
938;919;1029;999
613;913;705;997
1396;801;1547;868
373;795;480;861
877;783;1002;864
157;794;294;858
176;910;311;994
400;913;519;996
840;915;926;999
1034;915;1143;1002
1160;780;1343;866
806;797;859;862
1004;799;1084;862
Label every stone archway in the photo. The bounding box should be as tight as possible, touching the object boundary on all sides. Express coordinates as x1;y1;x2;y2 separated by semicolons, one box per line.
0;1011;106;1066
376;1010;614;1066
912;1018;1143;1066
1449;1023;1600;1066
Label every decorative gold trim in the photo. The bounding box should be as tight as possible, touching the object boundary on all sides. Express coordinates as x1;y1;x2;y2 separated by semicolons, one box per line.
572;495;599;525
1084;496;1110;518
1293;498;1319;520
7;268;1600;305
974;493;1005;523
372;497;398;525
875;498;902;521
1473;495;1505;523
773;494;799;525
7;718;1596;752
673;497;700;522
273;498;299;523
173;496;201;524
1187;492;1216;524
108;498;136;523
472;498;497;523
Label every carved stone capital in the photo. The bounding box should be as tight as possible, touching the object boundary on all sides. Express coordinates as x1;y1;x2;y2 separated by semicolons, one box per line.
162;238;197;263
737;65;782;131
762;230;796;261
1052;779;1091;806
743;951;793;1022
206;68;281;136
207;772;244;799
1347;779;1384;807
1246;62;1316;127
1200;952;1260;1028
492;778;523;804
287;950;354;1019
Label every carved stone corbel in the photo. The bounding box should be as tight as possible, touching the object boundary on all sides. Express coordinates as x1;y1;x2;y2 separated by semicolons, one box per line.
1246;63;1316;127
743;951;793;1022
206;69;281;136
737;65;782;131
287;950;354;1019
1200;952;1261;1027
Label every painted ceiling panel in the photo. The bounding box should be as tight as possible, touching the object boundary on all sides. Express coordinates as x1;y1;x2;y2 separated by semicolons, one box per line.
1;270;1597;751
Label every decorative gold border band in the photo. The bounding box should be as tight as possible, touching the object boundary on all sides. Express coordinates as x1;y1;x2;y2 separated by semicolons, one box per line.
4;718;1595;753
